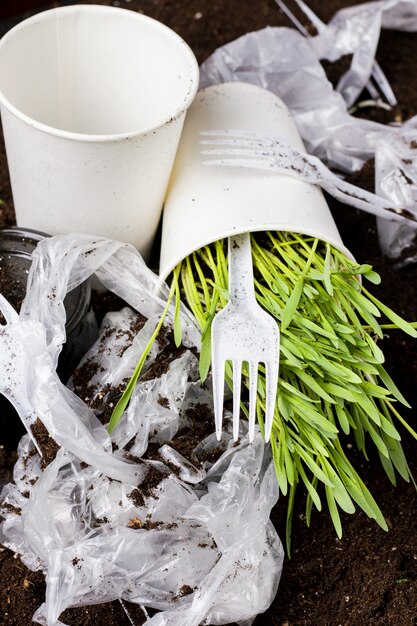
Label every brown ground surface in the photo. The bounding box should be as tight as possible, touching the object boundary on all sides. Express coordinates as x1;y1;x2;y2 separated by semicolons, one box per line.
0;1;416;625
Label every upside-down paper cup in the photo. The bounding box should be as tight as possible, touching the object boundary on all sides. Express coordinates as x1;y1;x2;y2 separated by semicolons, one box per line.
0;5;199;260
160;82;353;279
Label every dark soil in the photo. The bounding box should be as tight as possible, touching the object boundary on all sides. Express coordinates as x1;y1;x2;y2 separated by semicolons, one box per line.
0;446;17;478
157;395;170;409
169;403;217;462
71;311;146;424
142;402;225;471
30;418;60;469
0;255;25;323
141;327;188;382
0;546;147;626
0;1;417;625
175;585;195;600
90;289;131;327
127;463;166;508
320;54;353;90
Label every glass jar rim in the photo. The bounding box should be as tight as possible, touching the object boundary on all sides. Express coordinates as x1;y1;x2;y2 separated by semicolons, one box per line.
0;226;91;332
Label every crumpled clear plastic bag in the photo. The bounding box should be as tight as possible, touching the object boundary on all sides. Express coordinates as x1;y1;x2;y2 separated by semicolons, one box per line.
199;0;417;262
375;116;417;263
200;26;383;172
311;0;417;106
0;233;284;626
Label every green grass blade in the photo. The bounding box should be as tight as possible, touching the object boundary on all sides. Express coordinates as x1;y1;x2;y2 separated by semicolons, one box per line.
325;484;342;539
108;280;176;434
173;265;183;347
363;288;417;337
281;276;304;331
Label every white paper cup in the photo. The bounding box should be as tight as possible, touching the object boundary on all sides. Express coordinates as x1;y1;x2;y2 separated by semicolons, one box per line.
160;82;353;279
0;5;199;260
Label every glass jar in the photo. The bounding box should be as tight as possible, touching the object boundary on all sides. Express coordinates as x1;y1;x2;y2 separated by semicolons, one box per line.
0;226;98;449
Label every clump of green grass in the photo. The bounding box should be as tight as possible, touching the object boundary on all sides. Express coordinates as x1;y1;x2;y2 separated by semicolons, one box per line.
110;231;417;551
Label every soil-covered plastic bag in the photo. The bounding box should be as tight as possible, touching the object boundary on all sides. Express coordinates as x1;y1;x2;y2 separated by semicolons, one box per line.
0;234;284;626
375;117;417;264
199;0;417;262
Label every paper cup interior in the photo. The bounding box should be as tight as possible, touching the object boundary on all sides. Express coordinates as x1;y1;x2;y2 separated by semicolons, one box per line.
0;5;199;137
160;82;353;280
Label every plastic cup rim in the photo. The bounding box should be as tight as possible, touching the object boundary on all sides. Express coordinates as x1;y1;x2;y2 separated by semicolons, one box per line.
0;4;200;143
159;225;355;281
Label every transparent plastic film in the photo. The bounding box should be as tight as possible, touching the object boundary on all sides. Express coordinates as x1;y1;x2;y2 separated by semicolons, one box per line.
0;234;283;626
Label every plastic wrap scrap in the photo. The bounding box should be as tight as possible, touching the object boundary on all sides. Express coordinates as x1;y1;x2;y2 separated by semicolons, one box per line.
0;233;284;626
199;0;417;261
375;117;417;264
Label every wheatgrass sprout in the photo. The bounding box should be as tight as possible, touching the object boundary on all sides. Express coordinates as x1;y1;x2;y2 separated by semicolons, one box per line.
110;231;417;550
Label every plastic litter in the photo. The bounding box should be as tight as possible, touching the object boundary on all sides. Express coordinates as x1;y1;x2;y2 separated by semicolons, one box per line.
0;233;284;626
201;128;411;223
199;0;417;262
160;82;353;282
311;0;417;106
375;116;417;263
200;27;387;172
0;6;199;260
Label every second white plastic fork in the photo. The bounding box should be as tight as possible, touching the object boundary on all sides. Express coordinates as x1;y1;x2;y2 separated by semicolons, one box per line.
200;129;412;224
211;232;280;443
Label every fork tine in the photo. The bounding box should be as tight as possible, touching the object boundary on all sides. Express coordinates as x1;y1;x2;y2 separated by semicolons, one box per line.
264;358;279;443
200;129;275;143
232;360;242;441
212;358;225;441
201;147;265;156
202;158;276;172
201;148;273;158
248;361;258;442
200;137;274;149
202;141;408;223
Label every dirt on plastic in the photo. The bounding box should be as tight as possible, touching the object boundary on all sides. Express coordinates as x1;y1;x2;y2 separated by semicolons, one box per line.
0;1;417;625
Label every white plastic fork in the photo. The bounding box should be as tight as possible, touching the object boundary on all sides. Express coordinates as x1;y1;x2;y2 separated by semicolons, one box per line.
200;129;412;224
211;232;280;443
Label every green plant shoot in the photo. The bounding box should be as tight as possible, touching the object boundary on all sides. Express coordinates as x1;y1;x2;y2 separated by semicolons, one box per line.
108;231;417;550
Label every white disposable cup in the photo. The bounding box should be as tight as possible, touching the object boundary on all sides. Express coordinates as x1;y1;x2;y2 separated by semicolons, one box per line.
160;82;353;279
0;5;199;260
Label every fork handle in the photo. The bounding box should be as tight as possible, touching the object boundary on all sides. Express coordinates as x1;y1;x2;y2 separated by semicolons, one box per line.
228;232;256;304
